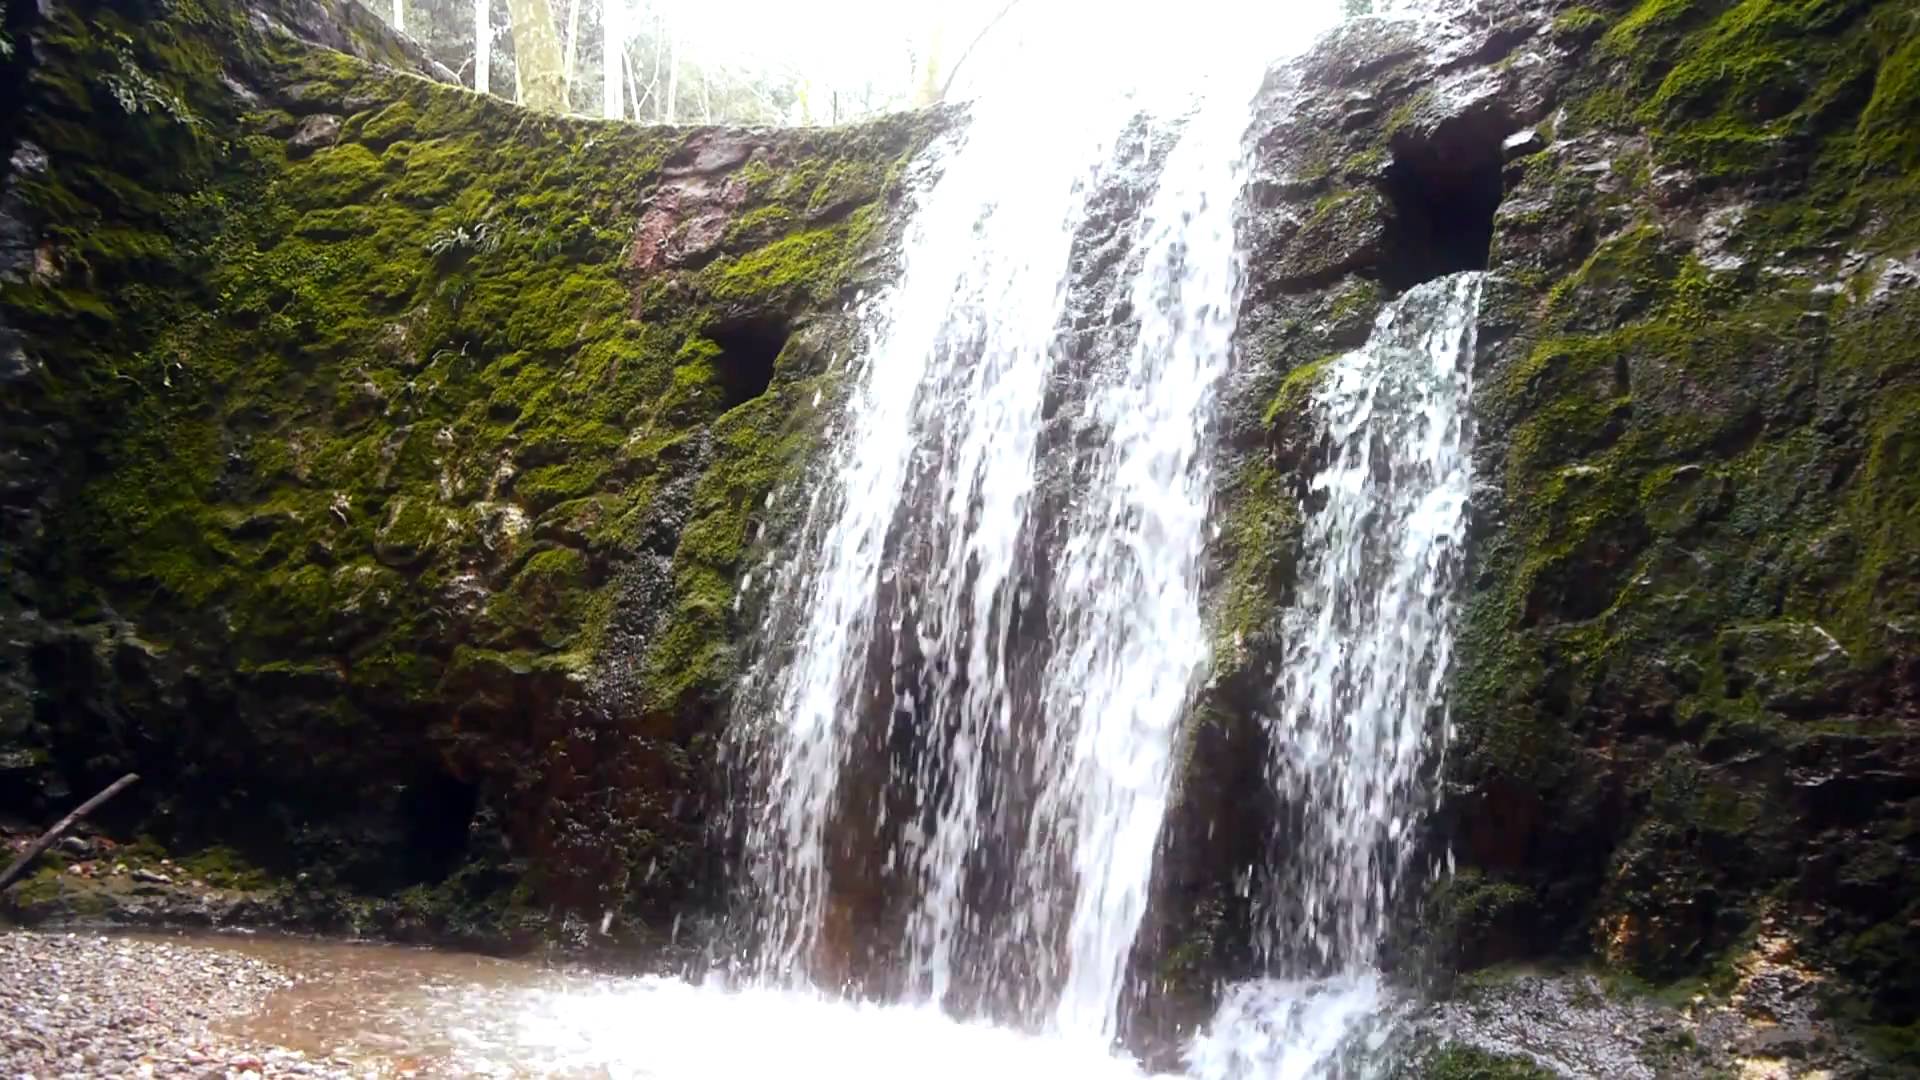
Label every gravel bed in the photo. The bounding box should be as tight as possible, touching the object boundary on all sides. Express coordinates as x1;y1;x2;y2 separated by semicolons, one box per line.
0;931;357;1079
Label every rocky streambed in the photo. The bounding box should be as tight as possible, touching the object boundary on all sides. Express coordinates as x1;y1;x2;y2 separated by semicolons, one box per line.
1;924;1888;1079
0;932;356;1079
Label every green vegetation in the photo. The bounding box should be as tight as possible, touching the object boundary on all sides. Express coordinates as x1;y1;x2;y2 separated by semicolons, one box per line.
1;0;931;936
1412;1046;1556;1080
1581;0;1920;251
1449;0;1920;1051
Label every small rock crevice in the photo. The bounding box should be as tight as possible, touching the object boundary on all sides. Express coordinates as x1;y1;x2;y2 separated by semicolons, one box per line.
707;315;790;408
400;767;481;882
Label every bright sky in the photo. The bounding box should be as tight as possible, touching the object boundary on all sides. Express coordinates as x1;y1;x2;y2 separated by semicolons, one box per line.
649;0;1347;108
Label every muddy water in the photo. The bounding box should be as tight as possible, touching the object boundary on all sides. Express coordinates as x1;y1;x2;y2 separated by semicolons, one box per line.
143;932;1166;1079
140;932;590;1075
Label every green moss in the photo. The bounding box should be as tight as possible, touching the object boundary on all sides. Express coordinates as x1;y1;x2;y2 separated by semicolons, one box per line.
1836;382;1920;656
1262;354;1335;427
722;203;796;247
1327;278;1384;324
5;0;934;929
644;375;835;710
515;462;608;512
708;207;879;308
1211;459;1300;666
1429;869;1540;966
1573;0;1920;251
1855;20;1920;174
178;845;274;890
291;142;387;206
1551;6;1611;38
1410;1045;1556;1080
10;866;71;907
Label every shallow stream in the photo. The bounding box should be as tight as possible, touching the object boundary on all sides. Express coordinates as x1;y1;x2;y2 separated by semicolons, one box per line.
162;931;1171;1078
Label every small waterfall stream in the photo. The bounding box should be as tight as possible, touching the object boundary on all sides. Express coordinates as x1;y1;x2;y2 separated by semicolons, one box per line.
1187;273;1484;1079
1034;72;1255;1037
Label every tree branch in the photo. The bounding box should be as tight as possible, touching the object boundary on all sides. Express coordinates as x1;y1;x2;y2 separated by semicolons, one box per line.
0;774;140;893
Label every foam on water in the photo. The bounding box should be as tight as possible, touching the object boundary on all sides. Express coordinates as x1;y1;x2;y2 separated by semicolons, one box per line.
504;977;1177;1079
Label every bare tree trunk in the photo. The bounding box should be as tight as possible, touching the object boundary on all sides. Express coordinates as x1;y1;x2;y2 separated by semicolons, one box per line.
940;0;1024;102
474;0;491;94
663;20;678;123
652;12;666;121
392;0;404;32
627;52;651;121
506;0;568;111
602;0;622;119
916;19;944;108
562;0;581;109
0;774;140;893
700;67;711;123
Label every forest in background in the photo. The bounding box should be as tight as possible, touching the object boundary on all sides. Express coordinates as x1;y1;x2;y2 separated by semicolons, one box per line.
376;0;989;124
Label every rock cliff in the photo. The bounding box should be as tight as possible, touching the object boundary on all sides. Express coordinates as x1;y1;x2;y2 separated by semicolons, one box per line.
0;0;934;947
1138;0;1920;1067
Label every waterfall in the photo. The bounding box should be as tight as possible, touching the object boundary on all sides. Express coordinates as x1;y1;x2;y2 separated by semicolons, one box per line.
1033;76;1259;1038
729;78;1126;983
728;1;1345;1044
1187;272;1485;1079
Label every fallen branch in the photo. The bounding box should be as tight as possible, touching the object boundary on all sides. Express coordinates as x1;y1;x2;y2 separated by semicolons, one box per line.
0;773;139;892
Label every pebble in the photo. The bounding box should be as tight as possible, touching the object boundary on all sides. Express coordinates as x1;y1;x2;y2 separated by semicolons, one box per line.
0;930;356;1079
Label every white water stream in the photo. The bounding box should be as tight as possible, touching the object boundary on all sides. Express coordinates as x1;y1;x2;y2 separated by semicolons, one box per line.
729;0;1347;1046
1187;272;1485;1079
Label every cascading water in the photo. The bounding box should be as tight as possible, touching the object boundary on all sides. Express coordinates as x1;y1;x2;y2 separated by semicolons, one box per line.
728;60;1126;986
727;0;1345;1049
1187;272;1485;1079
1033;77;1259;1038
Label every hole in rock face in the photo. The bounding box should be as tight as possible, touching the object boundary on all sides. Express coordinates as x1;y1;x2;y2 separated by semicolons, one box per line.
1380;109;1509;291
401;768;480;878
706;315;791;408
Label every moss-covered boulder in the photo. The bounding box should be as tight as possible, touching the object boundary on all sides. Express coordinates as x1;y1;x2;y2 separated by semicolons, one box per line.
0;0;934;945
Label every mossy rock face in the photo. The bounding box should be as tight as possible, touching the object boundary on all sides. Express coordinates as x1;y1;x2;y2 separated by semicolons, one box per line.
1450;0;1920;1055
0;0;935;944
1128;0;1920;1059
1129;6;1564;1043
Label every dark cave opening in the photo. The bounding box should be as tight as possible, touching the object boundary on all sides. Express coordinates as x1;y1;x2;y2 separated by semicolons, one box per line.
707;315;792;408
401;768;481;878
1380;111;1509;292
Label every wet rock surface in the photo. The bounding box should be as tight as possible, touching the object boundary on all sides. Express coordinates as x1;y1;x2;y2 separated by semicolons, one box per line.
0;931;353;1079
1418;925;1876;1078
